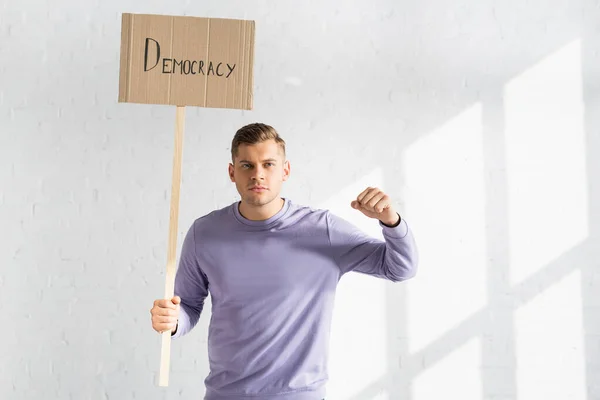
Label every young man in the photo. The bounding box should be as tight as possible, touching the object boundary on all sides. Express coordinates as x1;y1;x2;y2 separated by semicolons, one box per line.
150;123;418;400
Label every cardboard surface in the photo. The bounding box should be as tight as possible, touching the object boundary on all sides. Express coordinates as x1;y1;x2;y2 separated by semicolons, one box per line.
118;13;255;110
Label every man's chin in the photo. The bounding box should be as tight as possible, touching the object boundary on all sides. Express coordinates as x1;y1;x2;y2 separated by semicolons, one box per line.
243;193;276;207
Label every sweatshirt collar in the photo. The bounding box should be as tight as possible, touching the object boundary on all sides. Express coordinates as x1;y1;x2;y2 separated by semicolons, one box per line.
232;198;292;229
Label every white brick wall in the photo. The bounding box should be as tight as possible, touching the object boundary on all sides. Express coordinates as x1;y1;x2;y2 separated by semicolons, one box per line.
2;1;599;399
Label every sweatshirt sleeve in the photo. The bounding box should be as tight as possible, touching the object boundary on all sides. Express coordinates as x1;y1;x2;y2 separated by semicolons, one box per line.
171;220;210;339
326;211;418;282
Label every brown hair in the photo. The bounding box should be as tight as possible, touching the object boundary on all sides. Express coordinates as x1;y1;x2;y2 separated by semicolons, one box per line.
231;123;286;161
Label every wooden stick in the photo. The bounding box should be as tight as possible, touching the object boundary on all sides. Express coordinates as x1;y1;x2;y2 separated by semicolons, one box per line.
159;106;186;387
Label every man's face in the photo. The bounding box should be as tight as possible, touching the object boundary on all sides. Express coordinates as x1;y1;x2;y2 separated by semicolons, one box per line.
228;139;290;207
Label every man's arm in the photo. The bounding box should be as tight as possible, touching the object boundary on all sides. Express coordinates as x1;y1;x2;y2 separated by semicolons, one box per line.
326;186;418;281
326;211;418;282
171;220;210;339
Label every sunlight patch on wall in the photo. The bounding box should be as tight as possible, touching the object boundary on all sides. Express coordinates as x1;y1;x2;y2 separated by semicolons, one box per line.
403;104;487;354
515;269;586;400
412;336;482;400
504;39;588;286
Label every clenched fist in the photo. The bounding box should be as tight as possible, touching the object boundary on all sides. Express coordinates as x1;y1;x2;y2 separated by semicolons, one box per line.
150;296;181;334
351;187;400;227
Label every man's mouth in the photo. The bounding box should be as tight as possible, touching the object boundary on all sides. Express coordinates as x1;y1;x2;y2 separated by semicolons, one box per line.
250;186;268;192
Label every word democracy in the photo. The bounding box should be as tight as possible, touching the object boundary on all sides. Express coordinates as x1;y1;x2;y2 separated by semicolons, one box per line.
143;38;236;78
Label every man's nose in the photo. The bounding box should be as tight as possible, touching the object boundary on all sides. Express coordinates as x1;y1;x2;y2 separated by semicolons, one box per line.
251;167;265;180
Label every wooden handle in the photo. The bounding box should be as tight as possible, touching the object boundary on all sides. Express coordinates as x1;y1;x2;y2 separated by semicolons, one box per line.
159;106;186;387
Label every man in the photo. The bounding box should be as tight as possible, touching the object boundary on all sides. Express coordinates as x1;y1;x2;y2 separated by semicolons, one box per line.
150;123;418;400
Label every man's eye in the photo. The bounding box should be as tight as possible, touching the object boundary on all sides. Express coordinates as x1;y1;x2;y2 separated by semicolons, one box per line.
265;163;274;167
242;164;251;169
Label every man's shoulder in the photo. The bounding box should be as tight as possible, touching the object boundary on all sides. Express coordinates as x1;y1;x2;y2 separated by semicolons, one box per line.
190;202;235;230
286;200;331;224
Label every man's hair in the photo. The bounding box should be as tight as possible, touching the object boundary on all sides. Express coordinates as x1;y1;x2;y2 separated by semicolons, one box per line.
231;123;286;161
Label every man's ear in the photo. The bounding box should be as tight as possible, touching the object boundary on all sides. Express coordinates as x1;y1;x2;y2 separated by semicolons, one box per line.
282;160;291;181
228;163;235;182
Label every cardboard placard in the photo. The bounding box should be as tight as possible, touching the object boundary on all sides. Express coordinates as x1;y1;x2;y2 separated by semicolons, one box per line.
118;13;255;109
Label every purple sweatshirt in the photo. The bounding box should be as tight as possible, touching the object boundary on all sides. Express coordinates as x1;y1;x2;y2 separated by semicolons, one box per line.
172;198;418;400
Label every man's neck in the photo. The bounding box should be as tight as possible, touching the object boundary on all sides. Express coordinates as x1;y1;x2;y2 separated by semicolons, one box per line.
238;198;285;221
